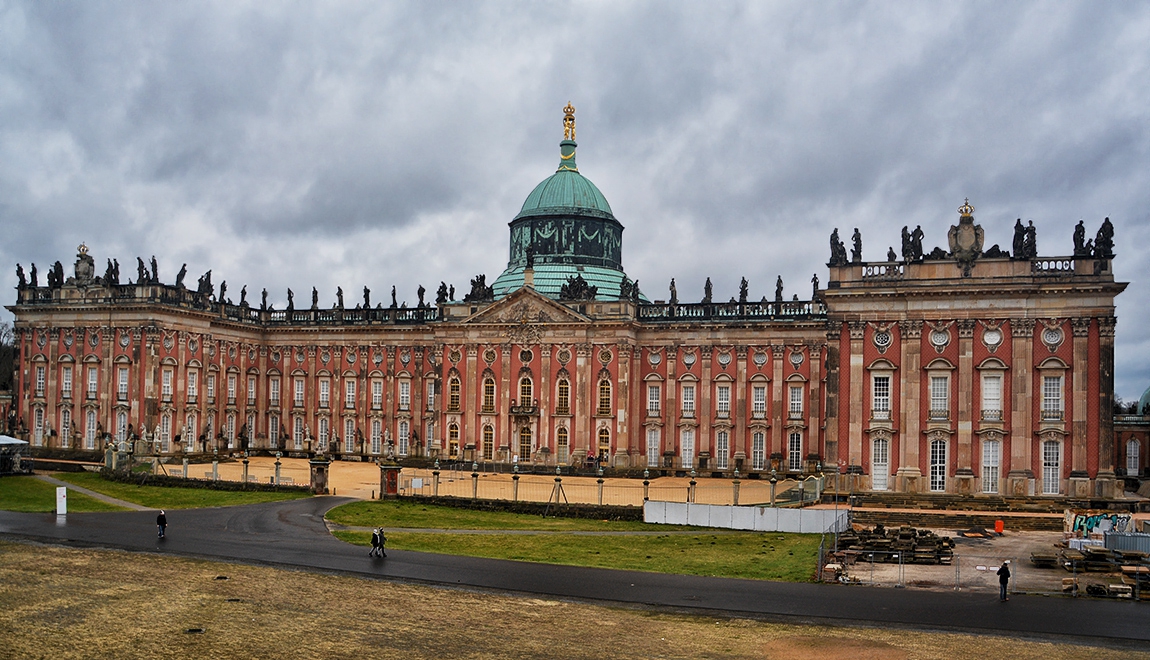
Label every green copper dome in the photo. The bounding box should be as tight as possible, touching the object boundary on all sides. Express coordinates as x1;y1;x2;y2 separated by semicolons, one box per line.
514;140;615;221
493;104;643;302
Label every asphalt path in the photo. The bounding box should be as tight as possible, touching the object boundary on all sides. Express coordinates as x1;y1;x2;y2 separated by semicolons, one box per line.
1;496;1147;645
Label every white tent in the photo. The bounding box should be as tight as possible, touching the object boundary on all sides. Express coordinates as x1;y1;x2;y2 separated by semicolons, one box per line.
0;434;32;474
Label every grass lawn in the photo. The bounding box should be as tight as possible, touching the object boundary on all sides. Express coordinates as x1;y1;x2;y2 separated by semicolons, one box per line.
0;476;127;512
52;472;314;509
327;499;669;531
334;529;820;581
5;542;1138;660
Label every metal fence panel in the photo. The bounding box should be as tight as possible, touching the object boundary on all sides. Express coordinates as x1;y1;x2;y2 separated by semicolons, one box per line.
1104;532;1150;554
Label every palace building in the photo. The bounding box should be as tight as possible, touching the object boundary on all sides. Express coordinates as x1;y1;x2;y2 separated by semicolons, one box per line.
7;105;1139;497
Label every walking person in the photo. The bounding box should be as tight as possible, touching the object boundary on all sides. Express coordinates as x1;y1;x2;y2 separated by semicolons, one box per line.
378;528;387;557
369;528;381;557
997;560;1011;601
156;510;167;539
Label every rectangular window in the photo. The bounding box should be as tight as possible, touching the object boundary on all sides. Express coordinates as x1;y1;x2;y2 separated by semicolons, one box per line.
1042;440;1061;494
269;377;280;405
1042;376;1063;420
751;385;766;417
426;384;436;411
647;428;660;467
597;380;612;415
187;370;198;402
716;430;729;470
716;385;731;417
293;417;304;450
556;381;570;414
681;384;695;416
647;384;660;416
161;369;172;401
557;428;569;464
371;419;381;454
752;431;766;470
872;438;890;491
344;419;355;453
788;386;803;419
34;407;44;445
207;374;216;402
227;374;236;403
448;379;460;411
116;415;126;444
35;365;45;396
294;378;304;406
320;379;331;408
788;431;802;471
982;440;1000;494
226;413;236;447
399;381;410;410
930;375;949;420
247;376;257;405
483;379;495;412
398;420;409;456
345;380;356;409
61;366;73;398
372;380;383;409
318;417;329;452
158;414;169;453
981;374;1002;421
872;375;890;420
87;367;98;399
269;415;280;448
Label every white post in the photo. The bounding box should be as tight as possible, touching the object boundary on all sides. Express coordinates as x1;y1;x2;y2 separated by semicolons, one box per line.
56;486;67;515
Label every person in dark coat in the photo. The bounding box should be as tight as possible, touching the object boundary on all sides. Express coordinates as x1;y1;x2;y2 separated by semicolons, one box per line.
156;510;167;539
997;560;1011;601
369;528;381;557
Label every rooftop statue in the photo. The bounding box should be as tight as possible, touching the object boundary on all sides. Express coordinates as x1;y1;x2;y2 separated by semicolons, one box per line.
1095;217;1115;259
436;282;448;305
1012;219;1026;259
15;263;26;289
828;229;849;266
136;258;146;284
775;276;783;302
559;274;597;301
239;286;248;306
261;288;268;311
337;286;344;309
887;247;897;262
811;273;819;299
311;287;319;310
417;285;426;308
668;278;677;305
739;277;749;304
150;256;158;284
1073;220;1088;256
363;286;371;308
463;275;494;303
219;280;227;303
391;285;398;308
702;277;712;304
947;198;984;276
901;226;912;261
1024;220;1037;258
286;288;294;312
176;264;187;288
29;263;37;287
851;228;863;263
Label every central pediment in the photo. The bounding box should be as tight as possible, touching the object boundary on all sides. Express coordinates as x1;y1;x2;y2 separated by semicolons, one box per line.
463;287;591;325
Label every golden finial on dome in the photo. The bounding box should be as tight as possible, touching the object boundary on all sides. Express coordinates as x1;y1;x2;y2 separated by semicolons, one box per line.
77;242;89;256
562;102;576;141
958;198;975;217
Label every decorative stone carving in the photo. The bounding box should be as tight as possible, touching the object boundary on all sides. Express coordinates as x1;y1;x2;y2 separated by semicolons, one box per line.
947;199;984;277
848;322;866;341
1097;316;1116;338
559;274;597;301
1011;318;1035;338
1039;320;1064;352
1071;317;1092;338
957;320;976;339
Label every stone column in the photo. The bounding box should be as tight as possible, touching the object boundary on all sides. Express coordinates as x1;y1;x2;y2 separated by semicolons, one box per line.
806;342;822;467
616;344;633;468
771;343;785;460
575;343;591;461
897;320;922;492
1069;317;1091;496
954;320;976;494
540;345;552;461
848;322;866;472
1096;316;1117;496
1007;319;1035;496
700;347;713;468
822;327;840;475
499;344;511;460
734;346;748;466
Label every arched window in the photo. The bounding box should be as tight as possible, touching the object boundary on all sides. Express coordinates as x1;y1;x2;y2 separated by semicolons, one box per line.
186;412;198;447
518;427;532;462
399;420;410;456
680;428;695;469
60;408;72;448
788;431;803;472
226;413;236;448
116;411;128;444
751;431;765;470
597;427;610;460
319;417;330;452
448;423;460;457
597;380;612;415
344;418;355;454
556;380;570;414
872;437;890;491
448;378;461;411
1042;440;1061;495
981;439;1000;493
556;427;569;464
33;407;44;446
482;425;494;461
715;430;730;470
929;439;947;492
646;428;660;467
85;409;98;449
294;417;305;450
158;413;170;453
483;378;495;412
519;377;533;404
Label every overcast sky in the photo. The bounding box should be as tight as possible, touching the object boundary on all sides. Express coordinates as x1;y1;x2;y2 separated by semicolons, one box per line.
2;2;1148;400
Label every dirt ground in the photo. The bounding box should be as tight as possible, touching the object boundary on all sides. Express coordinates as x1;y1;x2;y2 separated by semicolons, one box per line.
1;541;1145;660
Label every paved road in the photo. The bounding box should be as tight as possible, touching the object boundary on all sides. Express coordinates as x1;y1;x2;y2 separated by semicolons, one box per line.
2;497;1147;645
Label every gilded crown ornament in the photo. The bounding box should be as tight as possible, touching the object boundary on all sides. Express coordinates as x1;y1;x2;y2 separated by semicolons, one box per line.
958;198;975;217
77;242;89;256
562;102;576;141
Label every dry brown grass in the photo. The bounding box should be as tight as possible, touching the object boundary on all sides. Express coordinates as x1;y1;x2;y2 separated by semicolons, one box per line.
0;541;1143;660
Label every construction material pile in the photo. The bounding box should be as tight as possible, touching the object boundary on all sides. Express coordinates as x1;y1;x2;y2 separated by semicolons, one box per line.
831;524;955;565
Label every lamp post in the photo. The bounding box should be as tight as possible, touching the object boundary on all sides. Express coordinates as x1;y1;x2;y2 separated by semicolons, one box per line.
432;458;440;497
770;469;778;507
242;451;250;485
643;469;650;502
732;468;741;506
212;448;219;481
274;451;282;486
597;467;605;506
688;469;697;504
512;463;520;502
471;461;479;500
